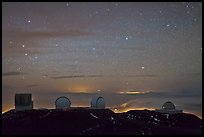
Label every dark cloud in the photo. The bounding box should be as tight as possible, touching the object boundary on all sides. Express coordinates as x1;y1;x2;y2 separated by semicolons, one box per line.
126;74;157;77
51;75;84;79
86;75;104;77
140;90;202;98
3;29;91;41
2;71;25;76
25;84;39;88
51;75;103;79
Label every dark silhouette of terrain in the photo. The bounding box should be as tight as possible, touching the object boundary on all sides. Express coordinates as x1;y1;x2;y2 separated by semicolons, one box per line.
2;108;202;135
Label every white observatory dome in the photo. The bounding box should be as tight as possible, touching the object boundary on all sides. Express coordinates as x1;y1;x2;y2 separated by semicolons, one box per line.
162;101;175;110
55;96;71;109
91;96;105;109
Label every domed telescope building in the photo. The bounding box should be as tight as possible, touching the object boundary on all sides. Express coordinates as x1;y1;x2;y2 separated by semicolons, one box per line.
55;96;71;109
90;96;105;109
155;101;183;114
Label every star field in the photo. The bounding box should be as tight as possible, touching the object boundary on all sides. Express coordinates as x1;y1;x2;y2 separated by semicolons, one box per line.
2;2;202;117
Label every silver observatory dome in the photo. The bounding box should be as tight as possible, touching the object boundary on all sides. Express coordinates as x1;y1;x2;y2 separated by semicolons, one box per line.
91;96;105;109
162;101;175;110
55;96;71;109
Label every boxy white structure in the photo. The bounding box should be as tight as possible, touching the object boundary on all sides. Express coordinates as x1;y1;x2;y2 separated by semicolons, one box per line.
15;93;33;111
91;96;105;109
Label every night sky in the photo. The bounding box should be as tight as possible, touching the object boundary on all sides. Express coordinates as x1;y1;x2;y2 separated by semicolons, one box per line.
2;2;202;118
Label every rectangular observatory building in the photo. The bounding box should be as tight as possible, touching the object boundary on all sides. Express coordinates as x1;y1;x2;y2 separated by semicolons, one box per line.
15;93;33;111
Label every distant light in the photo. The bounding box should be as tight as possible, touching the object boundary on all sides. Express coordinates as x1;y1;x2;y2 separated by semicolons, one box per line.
125;37;129;40
142;66;145;70
22;45;25;48
114;109;117;111
25;53;28;56
166;24;170;27
92;48;96;51
28;20;31;23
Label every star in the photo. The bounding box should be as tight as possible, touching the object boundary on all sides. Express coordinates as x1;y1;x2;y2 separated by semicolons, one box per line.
17;67;21;71
92;47;96;51
28;20;31;23
141;66;145;70
106;8;110;12
22;45;25;48
125;37;129;40
25;53;28;56
166;24;170;27
186;11;190;14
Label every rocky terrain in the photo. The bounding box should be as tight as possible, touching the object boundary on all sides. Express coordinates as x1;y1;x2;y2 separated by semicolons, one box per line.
2;108;202;135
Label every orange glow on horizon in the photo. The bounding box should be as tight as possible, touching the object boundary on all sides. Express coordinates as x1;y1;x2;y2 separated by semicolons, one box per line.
111;107;155;113
2;107;14;114
119;91;152;95
64;85;94;93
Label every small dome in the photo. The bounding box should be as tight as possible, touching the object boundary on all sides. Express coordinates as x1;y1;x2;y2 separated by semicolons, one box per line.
162;101;175;110
91;96;105;109
55;96;71;109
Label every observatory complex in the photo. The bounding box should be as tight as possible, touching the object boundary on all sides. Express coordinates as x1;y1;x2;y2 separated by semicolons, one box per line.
14;94;182;115
155;101;183;114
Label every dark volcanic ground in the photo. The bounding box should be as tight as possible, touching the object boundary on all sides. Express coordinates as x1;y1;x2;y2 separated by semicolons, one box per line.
2;108;202;135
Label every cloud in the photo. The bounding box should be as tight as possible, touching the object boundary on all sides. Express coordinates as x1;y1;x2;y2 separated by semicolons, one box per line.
51;75;103;79
51;75;84;79
2;29;92;55
2;71;25;76
25;84;39;88
3;29;91;41
126;74;157;77
110;99;156;113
